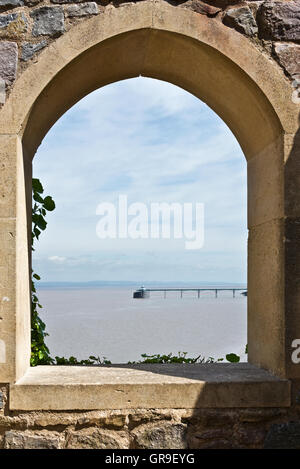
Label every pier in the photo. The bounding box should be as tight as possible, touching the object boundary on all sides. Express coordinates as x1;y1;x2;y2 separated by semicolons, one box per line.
133;287;247;299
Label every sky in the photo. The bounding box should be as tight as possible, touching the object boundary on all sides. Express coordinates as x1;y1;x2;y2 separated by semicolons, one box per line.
32;77;247;284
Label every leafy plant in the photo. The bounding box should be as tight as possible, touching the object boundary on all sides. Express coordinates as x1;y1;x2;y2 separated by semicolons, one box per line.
31;178;55;366
128;352;223;364
53;355;111;365
32;178;55;249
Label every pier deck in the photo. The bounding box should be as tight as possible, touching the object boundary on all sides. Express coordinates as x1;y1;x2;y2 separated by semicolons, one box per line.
133;288;247;298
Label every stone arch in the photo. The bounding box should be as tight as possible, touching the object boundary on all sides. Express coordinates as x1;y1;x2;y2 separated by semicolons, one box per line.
0;1;299;383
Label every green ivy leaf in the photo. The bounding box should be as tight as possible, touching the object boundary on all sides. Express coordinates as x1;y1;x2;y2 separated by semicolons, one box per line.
35;214;47;231
33;192;44;203
226;353;240;363
32;178;44;194
43;196;55;211
33;227;41;239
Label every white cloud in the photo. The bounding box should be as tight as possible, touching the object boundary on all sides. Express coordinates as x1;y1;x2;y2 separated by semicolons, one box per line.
48;256;66;263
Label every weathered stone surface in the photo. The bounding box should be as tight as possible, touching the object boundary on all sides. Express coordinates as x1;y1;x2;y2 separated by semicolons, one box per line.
264;421;300;449
77;412;127;429
4;431;63;449
190;437;234;449
236;424;267;447
0;41;17;85
223;6;258;36
257;1;300;43
0;407;299;449
0;413;32;430
21;40;47;61
0;13;27;36
190;428;232;441
0;76;5;103
51;0;92;3
66;428;129;449
274;43;300;80
179;0;221;17
0;0;23;7
0;391;3;409
183;408;236;427
9;364;291;411
237;408;287;423
31;6;64;37
33;413;80;428
66;2;98;17
187;427;233;449
28;410;127;429
0;13;17;29
24;0;42;5
132;422;187;449
190;0;242;8
128;410;174;429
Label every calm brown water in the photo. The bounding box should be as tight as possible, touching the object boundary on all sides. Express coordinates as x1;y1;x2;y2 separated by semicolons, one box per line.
37;287;247;363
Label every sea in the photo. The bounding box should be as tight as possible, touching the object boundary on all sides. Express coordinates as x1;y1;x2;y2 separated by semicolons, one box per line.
36;282;248;364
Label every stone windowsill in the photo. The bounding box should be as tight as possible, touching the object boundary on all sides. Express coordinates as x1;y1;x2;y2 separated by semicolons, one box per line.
9;363;291;411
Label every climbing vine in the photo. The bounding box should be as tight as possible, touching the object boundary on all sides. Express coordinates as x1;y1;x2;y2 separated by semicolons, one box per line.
31;178;55;366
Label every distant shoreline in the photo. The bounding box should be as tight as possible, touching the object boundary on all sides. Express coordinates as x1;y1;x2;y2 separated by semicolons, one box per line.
37;280;247;290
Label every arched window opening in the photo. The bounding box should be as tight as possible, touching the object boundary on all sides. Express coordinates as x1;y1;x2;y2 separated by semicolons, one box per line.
32;77;247;364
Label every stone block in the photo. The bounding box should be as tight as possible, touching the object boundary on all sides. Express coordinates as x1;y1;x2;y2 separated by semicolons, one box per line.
188;436;233;449
21;41;47;61
31;6;64;37
180;0;221;17
274;43;300;80
0;14;17;29
0;0;23;7
65;2;98;17
0;135;19;217
187;427;233;449
132;422;187;449
237;408;287;423
257;1;300;43
236;424;267;447
264;421;300;449
4;431;63;449
77;412;127;429
128;409;173;429
0;41;17;85
66;428;129;449
223;6;258;36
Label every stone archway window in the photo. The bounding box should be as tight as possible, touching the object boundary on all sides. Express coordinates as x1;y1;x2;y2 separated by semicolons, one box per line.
0;2;298;412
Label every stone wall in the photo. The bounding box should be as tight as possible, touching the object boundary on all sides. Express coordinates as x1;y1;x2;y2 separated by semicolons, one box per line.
1;384;300;448
0;0;299;105
0;0;299;450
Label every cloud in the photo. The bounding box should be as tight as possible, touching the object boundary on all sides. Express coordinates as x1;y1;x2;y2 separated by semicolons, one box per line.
48;256;66;263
